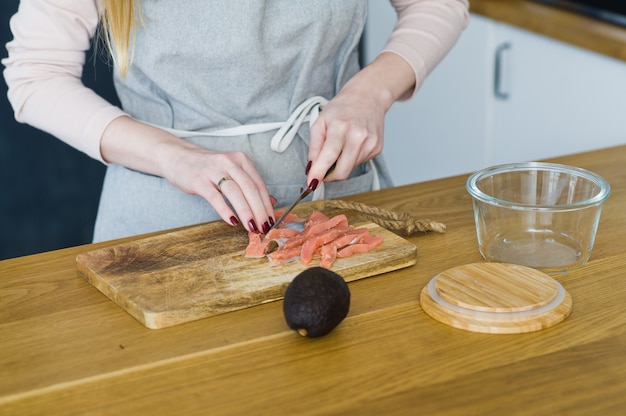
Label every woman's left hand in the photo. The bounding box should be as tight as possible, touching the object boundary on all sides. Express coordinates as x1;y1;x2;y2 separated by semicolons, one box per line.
306;52;416;188
307;80;385;185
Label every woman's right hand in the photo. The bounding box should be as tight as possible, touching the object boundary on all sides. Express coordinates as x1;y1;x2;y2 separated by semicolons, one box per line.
100;116;276;234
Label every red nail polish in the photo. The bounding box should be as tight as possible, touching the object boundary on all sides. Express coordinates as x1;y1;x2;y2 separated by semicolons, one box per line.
248;219;260;233
307;178;319;191
269;216;275;226
262;221;270;234
305;160;312;175
229;216;239;226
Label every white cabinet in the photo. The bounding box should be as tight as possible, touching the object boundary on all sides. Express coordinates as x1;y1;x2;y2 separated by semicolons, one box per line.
491;22;626;164
364;4;626;186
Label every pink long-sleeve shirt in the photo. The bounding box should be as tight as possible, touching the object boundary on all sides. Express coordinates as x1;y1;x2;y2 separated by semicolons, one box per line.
2;0;469;163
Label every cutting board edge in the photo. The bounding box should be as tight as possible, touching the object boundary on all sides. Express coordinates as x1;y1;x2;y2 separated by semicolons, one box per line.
141;252;418;329
143;282;293;329
341;248;417;282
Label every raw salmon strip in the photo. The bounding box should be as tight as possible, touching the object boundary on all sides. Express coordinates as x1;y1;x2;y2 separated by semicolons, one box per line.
304;210;330;228
244;216;300;258
336;234;383;258
300;227;351;265
302;214;349;238
273;209;301;225
313;228;370;268
324;228;369;250
267;245;302;265
244;232;266;258
320;244;337;269
265;227;300;240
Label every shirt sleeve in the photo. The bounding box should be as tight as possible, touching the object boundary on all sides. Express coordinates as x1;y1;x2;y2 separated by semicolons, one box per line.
2;0;127;163
384;0;470;99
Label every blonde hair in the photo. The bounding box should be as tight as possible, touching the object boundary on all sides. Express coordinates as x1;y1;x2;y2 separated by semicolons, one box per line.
100;0;140;78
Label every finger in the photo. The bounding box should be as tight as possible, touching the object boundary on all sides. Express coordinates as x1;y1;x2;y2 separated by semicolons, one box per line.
243;161;276;219
236;158;276;230
308;116;327;170
225;162;275;233
329;121;380;182
308;120;350;184
231;178;271;233
199;180;242;227
199;171;268;233
221;182;260;232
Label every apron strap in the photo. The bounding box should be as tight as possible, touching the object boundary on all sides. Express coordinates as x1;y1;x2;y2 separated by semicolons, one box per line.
269;96;327;152
150;96;328;153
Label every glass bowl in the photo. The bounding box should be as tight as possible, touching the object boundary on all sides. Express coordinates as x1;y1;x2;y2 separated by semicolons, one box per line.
466;162;610;274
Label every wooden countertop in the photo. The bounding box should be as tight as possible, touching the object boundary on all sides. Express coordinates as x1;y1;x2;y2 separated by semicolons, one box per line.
470;0;626;62
2;145;626;415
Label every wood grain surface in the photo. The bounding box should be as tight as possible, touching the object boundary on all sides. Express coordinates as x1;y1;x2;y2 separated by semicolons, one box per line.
76;201;417;329
420;263;573;334
3;145;626;415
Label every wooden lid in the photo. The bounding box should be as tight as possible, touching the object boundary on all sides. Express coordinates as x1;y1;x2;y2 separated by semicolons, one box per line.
420;263;572;334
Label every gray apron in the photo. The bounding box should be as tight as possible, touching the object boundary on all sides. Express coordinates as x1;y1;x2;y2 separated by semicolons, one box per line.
93;0;392;242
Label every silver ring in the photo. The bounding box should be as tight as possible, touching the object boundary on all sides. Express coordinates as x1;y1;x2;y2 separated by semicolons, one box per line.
217;176;233;192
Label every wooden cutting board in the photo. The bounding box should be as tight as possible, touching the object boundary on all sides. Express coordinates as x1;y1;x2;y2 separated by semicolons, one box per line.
76;201;417;329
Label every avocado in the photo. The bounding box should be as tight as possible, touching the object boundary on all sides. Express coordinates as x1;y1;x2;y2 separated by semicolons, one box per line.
283;267;351;338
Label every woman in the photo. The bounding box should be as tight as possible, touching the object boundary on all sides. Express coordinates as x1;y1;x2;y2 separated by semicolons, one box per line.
3;0;469;241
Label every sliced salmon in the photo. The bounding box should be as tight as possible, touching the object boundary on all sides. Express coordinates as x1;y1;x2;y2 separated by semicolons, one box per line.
336;234;383;258
244;223;300;258
268;215;348;263
245;211;384;268
320;244;337;269
265;227;300;240
273;209;301;225
267;245;302;265
325;228;369;250
302;214;349;238
304;210;330;228
300;226;351;265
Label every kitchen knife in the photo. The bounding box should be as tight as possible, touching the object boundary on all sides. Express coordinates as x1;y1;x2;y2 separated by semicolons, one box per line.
268;162;336;232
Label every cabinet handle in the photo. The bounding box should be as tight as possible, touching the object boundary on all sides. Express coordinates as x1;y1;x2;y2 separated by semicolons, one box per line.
494;42;511;100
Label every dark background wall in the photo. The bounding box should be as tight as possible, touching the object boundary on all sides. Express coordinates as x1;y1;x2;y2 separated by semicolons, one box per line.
1;2;120;260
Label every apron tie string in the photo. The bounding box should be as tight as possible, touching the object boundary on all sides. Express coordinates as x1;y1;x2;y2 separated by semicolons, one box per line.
151;96;328;149
269;96;327;152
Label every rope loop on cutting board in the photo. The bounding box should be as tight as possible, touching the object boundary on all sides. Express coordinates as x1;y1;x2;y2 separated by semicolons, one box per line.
323;200;446;236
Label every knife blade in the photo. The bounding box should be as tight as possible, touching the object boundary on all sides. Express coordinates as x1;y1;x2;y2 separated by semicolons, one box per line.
268;162;336;232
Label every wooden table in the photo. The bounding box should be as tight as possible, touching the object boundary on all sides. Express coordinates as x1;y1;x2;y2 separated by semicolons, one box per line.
2;145;626;415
